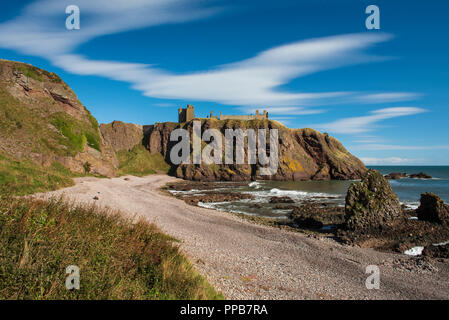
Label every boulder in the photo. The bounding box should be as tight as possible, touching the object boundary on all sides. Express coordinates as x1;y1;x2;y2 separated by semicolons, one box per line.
344;170;402;232
416;193;449;225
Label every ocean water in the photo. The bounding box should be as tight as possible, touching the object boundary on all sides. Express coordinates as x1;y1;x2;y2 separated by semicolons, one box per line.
369;166;449;207
184;166;449;219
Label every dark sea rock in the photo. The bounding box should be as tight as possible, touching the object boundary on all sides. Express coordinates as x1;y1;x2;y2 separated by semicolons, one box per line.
409;172;432;179
182;192;254;206
384;172;407;179
269;196;295;204
344;170;402;233
290;202;344;229
422;244;449;259
416;193;449;225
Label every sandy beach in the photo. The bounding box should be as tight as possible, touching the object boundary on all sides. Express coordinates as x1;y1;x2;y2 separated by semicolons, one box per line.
37;175;449;299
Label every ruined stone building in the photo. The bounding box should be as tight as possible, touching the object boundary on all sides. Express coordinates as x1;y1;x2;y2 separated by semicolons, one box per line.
178;105;269;123
178;104;195;122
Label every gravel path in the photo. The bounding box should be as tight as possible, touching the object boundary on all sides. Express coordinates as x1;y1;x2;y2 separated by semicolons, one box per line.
38;175;449;299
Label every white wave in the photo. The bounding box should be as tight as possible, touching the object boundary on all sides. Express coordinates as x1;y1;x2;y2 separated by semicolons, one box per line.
403;246;424;256
269;188;340;199
169;189;202;195
432;240;449;246
401;202;419;210
248;181;262;189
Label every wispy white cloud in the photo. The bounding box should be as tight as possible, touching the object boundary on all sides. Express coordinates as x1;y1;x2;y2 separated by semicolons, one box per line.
360;157;420;165
0;0;420;113
353;144;449;151
353;92;421;104
314;107;427;134
0;0;220;56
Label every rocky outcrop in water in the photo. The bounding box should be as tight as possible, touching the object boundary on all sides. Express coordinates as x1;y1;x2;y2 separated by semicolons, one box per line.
416;193;449;225
384;172;407;179
410;172;432;179
344;170;402;232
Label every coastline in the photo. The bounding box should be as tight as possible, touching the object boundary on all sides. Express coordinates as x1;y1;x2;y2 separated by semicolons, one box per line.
36;174;449;299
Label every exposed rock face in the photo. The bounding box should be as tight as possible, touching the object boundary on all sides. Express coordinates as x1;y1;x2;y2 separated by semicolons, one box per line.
0;59;116;176
416;193;449;225
344;170;402;232
100;121;143;152
145;119;367;181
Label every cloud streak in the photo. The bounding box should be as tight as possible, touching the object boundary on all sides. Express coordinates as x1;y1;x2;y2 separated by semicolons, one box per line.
314;107;427;134
0;0;420;113
360;157;420;165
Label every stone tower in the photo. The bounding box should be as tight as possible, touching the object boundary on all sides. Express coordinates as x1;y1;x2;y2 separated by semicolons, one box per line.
178;104;195;123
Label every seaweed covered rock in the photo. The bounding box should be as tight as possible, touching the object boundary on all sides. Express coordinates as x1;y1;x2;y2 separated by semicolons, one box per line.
290;202;345;229
416;193;449;225
344;170;402;233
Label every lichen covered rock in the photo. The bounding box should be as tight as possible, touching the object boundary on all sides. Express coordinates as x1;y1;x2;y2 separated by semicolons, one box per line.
344;170;402;232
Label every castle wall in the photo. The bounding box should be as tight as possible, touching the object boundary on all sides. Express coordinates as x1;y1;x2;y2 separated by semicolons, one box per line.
219;114;268;121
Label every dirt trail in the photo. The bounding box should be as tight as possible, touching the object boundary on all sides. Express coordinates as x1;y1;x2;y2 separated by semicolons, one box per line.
38;175;449;299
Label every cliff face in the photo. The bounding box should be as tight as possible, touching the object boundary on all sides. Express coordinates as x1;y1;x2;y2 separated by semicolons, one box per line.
145;119;367;181
0;60;116;176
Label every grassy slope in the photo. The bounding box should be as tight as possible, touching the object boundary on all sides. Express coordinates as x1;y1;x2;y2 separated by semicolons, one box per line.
0;81;102;194
0;194;222;299
117;144;170;177
0;152;75;196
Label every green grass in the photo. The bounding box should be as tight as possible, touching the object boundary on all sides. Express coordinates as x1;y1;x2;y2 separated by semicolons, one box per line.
0;153;75;196
50;112;101;154
14;65;43;82
0;194;223;300
117;144;170;176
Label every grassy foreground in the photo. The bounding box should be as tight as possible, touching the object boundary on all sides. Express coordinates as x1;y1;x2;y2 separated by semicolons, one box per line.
0;152;75;196
0;194;222;299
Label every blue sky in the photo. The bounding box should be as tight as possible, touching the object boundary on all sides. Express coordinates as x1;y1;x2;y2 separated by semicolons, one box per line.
0;0;448;165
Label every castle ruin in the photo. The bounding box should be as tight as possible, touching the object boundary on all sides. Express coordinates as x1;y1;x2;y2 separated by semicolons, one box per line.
178;104;268;123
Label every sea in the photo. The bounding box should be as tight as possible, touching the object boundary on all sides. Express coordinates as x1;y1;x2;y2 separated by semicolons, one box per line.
188;166;449;219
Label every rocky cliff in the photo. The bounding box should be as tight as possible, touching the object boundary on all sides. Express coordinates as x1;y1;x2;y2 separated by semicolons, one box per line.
144;119;367;181
0;59;116;176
